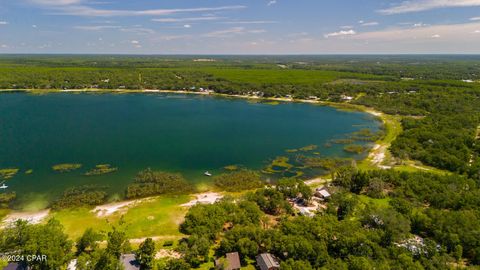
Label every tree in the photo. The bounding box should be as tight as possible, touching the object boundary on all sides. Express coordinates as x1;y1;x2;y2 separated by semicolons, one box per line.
162;259;190;270
76;228;102;255
22;219;73;270
106;227;129;258
136;238;156;269
281;259;313;270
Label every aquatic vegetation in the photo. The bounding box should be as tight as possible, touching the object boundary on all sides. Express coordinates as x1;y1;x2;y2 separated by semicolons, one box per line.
51;185;108;210
126;168;194;199
263;156;293;174
331;138;355;144
84;164;118;176
0;168;19;180
344;144;367;154
350;128;381;141
299;144;318;151
25;169;33;174
285;149;298;153
52;163;82;173
223;165;239;171
213;170;263;192
0;192;16;208
262;101;280;105
300;157;350;171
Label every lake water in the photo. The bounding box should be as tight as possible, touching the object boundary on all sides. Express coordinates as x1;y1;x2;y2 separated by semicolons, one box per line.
0;93;380;210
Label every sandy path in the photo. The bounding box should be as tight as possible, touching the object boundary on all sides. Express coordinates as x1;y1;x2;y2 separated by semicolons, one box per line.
1;209;50;226
92;198;153;217
180;192;223;207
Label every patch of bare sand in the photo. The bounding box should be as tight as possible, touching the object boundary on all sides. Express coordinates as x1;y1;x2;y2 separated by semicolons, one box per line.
180;192;223;207
92;198;152;217
2;209;50;226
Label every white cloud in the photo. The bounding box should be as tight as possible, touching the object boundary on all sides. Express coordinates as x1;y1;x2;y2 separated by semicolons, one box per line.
324;29;356;38
0;21;8;25
130;40;140;44
223;21;278;24
471;17;480;21
0;44;8;48
414;22;428;27
204;27;265;38
120;27;155;34
361;21;379;26
267;0;277;6
74;25;120;31
379;0;480;15
340;25;353;29
351;21;480;43
474;30;480;33
152;17;221;23
30;0;82;5
39;4;246;17
32;24;38;28
183;24;191;28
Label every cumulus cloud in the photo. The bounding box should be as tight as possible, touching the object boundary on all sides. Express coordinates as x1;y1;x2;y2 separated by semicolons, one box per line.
379;0;480;15
324;29;356;38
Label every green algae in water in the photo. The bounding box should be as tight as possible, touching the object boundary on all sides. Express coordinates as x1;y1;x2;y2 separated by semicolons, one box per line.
52;163;82;173
85;164;118;176
0;168;19;180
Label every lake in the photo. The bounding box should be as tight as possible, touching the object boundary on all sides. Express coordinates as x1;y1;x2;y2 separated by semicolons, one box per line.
0;92;381;210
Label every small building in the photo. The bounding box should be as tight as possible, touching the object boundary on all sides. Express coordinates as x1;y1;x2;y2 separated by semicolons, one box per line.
341;95;353;101
215;252;241;270
315;188;331;200
256;253;280;270
120;254;140;270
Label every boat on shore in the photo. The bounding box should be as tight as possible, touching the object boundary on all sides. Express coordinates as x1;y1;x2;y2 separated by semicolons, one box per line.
204;171;212;177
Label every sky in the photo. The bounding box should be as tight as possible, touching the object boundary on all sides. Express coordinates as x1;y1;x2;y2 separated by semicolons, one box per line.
1;0;480;54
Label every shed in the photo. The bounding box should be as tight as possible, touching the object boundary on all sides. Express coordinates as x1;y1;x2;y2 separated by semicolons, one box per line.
256;253;280;270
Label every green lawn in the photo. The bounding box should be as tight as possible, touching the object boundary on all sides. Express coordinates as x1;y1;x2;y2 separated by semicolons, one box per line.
52;195;190;240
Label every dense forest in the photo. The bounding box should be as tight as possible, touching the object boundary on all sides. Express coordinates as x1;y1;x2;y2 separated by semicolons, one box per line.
1;55;480;269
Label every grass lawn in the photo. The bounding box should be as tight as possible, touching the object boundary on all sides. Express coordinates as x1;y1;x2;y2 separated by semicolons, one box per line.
52;195;190;240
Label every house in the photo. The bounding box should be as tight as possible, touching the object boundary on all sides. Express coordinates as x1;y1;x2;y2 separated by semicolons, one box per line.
315;188;331;200
215;252;241;270
120;254;140;270
341;95;353;101
256;253;280;270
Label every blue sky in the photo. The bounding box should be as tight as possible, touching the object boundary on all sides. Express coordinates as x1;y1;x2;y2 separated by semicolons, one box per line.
1;0;480;54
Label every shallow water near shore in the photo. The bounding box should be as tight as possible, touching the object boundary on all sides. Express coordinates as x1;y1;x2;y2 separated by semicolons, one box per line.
0;92;380;209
